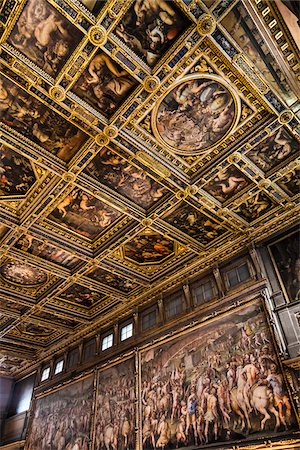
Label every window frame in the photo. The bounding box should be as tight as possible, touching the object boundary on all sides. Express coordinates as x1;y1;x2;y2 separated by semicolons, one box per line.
192;277;217;307
120;322;133;342
164;293;185;320
222;258;253;290
41;366;50;382
101;332;114;351
140;307;157;332
54;359;64;375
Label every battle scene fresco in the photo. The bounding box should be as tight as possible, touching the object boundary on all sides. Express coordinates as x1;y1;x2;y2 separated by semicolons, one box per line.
203;166;251;203
26;377;93;450
8;0;83;77
232;192;275;223
72;51;137;117
48;189;121;239
0;260;48;285
85;148;167;209
124;232;174;264
245;129;299;173
58;283;105;308
0;73;88;162
0;146;36;196
94;358;135;450
269;230;300;303
222;3;297;106
163;202;226;245
140;301;294;449
88;267;139;293
15;234;82;269
115;0;188;67
154;76;238;153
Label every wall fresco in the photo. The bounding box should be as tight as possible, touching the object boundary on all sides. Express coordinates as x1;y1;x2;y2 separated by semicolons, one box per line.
26;377;93;450
140;301;294;448
94;358;135;450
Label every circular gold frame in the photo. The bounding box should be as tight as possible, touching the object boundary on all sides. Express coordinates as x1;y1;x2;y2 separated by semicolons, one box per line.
151;74;241;156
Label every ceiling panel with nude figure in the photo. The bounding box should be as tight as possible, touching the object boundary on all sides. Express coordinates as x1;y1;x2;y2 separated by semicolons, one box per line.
14;234;82;269
8;0;83;77
72;51;137;118
202;165;252;204
114;0;190;67
244;128;299;174
0;73;89;163
0;145;37;197
48;188;122;239
84;147;168;209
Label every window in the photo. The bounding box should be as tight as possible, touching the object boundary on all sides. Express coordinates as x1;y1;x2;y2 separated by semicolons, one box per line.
141;309;157;331
83;338;96;360
102;333;113;350
41;367;50;381
120;323;133;341
227;263;250;287
194;280;214;306
68;348;79;368
165;295;183;319
12;374;35;415
54;360;64;375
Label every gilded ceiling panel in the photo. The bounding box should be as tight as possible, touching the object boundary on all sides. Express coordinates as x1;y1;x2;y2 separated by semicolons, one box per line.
0;0;298;375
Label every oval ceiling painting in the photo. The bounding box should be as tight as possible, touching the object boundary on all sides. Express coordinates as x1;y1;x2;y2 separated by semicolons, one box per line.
152;74;240;154
0;261;48;286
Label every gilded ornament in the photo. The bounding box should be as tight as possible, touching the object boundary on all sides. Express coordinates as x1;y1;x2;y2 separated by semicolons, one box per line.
49;86;66;102
62;173;76;183
143;76;160;92
278;109;294;124
87;26;107;46
197;14;216;35
104;126;119;139
95;133;110;146
141;219;153;226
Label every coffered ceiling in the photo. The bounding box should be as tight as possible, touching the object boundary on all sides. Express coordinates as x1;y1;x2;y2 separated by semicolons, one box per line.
0;0;299;378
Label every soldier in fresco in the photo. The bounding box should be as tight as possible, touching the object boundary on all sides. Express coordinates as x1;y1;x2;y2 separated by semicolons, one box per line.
140;304;293;448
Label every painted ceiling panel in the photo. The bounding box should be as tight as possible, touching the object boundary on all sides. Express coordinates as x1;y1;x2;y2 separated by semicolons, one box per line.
0;0;298;376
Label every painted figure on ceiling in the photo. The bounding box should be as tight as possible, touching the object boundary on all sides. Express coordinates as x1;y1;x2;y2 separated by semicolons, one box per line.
156;78;236;153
